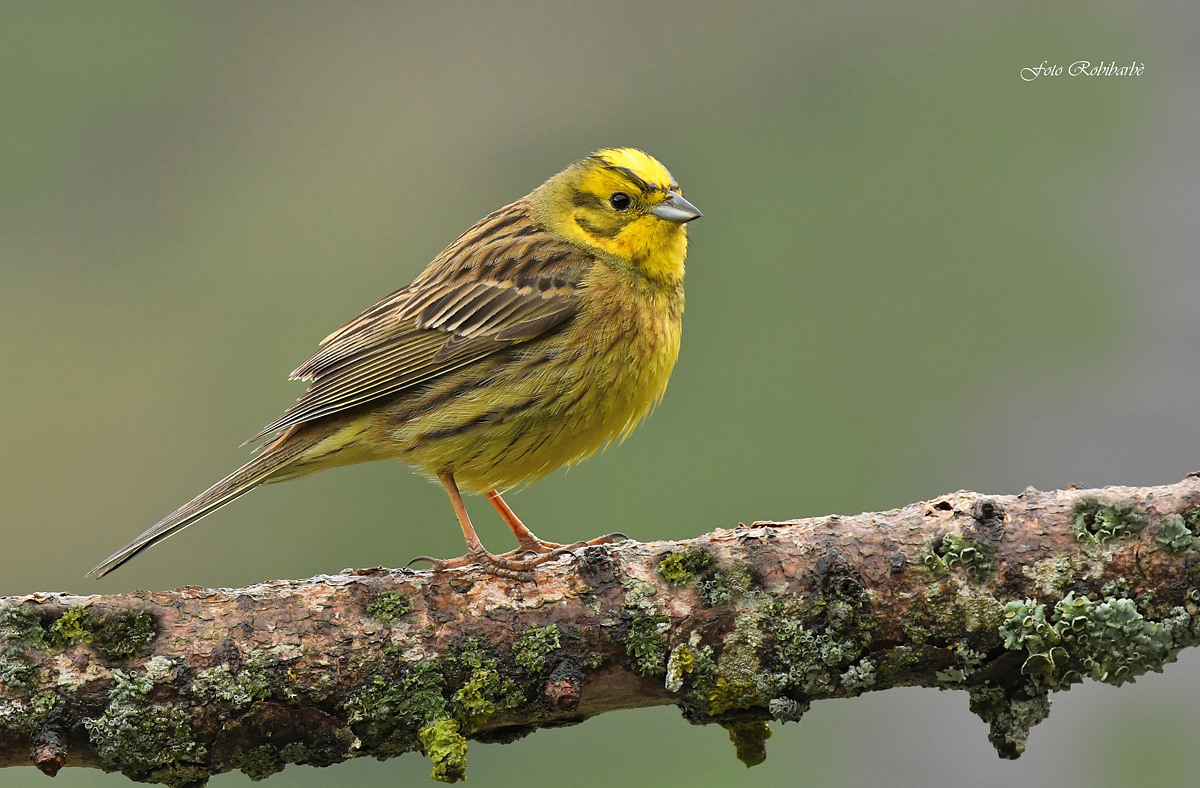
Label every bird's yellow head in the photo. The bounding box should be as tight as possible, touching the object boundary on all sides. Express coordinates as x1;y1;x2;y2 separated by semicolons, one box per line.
533;148;701;283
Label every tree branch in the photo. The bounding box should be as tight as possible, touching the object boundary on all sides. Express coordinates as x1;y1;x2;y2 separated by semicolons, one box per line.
4;476;1200;785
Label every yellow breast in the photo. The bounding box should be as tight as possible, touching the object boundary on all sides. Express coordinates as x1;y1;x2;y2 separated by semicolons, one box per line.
380;256;683;493
554;260;684;453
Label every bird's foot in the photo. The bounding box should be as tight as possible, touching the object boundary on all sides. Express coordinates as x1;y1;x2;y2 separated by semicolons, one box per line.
407;545;550;582
512;531;630;555
407;533;628;582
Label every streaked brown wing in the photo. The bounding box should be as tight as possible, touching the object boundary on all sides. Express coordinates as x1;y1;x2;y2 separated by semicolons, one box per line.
246;200;589;442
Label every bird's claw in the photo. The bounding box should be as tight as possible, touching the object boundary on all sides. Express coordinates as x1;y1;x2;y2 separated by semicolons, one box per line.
407;532;630;581
589;531;629;545
406;547;541;582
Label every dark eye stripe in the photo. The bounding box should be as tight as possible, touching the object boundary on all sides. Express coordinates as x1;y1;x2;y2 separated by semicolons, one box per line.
570;191;606;209
575;215;620;239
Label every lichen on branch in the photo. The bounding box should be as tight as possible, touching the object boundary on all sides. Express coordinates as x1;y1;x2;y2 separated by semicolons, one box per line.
3;476;1200;784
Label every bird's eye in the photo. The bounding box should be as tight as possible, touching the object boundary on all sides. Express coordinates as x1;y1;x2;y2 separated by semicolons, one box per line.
609;192;632;211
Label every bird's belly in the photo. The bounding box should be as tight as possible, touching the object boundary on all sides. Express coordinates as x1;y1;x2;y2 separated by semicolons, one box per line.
381;302;681;493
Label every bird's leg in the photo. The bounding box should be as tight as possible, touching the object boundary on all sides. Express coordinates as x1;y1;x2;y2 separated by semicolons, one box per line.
486;489;628;555
486;490;564;553
408;474;570;581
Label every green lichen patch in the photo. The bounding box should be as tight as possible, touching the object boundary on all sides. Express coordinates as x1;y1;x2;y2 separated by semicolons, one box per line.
451;667;503;730
83;669;207;784
997;591;1178;691
194;663;270;710
967;685;1051;759
512;624;561;675
698;564;755;607
718;610;764;685
839;658;876;693
279;742;313;765
1155;514;1200;553
767;696;809;723
623;577;660;612
230;745;284;781
1058;595;1174;686
930;592;1006;645
922;533;995;580
246;737;352;773
1101;578;1132;600
0;648;35;693
27;690;58;728
934;644;986;684
769;619;855;695
873;644;928;686
0;605;156;660
143;655;177;682
722;720;772;768
0;606;48;649
1072;499;1146;544
998;597;1073;688
666;632;707;694
1163;607;1199;651
366;591;412;624
902;623;930;646
418;719;468;783
707;677;758;715
449;642;524;730
626;615;670;677
999;599;1055;655
0;688;57;739
345;663;447;759
1180;506;1200;545
764;598;873;698
47;607;93;648
656;547;715;586
1021;556;1075;597
91;611;157;660
345;644;527;781
667;636;721;718
0;688;59;743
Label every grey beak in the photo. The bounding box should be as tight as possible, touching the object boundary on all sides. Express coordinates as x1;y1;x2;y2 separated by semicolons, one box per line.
650;191;702;223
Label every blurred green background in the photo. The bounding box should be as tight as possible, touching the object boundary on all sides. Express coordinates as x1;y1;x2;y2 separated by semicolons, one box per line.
3;1;1198;786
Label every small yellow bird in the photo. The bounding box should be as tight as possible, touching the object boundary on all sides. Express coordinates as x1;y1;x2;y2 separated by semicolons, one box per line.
88;148;700;580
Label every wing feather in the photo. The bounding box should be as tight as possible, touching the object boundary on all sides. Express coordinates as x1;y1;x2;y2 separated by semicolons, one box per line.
247;200;591;443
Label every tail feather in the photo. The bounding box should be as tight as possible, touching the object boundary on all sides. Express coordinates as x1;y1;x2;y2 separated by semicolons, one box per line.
87;434;316;579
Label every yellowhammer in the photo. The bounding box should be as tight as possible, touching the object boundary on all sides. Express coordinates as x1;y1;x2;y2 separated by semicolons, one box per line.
89;148;701;580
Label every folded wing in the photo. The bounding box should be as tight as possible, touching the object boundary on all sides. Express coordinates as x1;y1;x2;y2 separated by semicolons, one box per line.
247;201;590;443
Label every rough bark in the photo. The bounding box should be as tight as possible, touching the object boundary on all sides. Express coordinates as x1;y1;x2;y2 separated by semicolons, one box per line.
4;476;1200;785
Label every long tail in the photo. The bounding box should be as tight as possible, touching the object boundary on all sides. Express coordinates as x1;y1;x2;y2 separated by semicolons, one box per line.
87;429;328;579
